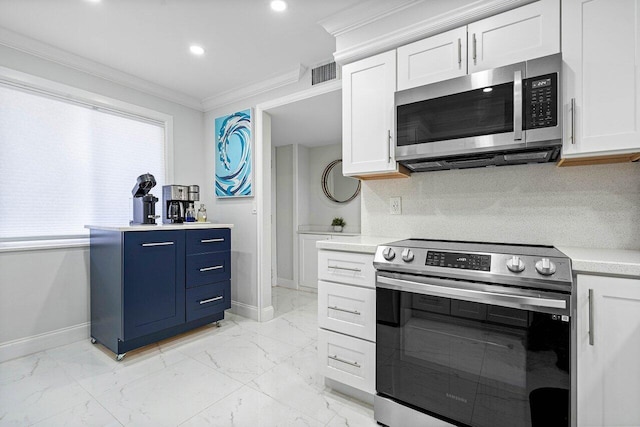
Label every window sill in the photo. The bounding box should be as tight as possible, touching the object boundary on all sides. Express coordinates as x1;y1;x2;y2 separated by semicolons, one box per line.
0;238;90;253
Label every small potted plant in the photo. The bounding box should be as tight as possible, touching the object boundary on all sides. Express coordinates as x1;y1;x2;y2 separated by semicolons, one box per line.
331;217;346;232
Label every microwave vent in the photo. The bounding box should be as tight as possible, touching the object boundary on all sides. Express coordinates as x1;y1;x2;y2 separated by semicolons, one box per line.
312;62;338;85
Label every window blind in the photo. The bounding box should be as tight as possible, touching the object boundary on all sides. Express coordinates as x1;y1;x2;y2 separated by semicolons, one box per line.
0;83;166;239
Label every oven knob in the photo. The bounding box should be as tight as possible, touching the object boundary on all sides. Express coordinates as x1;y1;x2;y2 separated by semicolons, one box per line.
506;255;525;273
382;247;396;261
401;249;414;262
535;258;556;276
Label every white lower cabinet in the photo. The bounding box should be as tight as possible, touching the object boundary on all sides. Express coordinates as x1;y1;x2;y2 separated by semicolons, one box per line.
318;280;376;342
577;274;640;426
299;234;331;289
318;328;376;394
318;249;376;397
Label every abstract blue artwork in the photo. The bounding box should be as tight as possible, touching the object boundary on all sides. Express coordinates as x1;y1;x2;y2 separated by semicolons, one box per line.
215;109;252;198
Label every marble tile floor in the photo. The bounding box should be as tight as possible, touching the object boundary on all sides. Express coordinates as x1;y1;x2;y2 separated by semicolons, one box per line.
0;287;378;427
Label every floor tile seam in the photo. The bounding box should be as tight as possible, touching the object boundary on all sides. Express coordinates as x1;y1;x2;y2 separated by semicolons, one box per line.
241;380;327;426
33;394;126;427
173;382;256;426
184;350;253;389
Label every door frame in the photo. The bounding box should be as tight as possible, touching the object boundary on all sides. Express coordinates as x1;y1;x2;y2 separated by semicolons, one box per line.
255;80;342;321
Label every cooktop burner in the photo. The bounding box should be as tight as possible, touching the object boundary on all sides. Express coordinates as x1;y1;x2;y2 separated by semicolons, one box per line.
374;239;573;292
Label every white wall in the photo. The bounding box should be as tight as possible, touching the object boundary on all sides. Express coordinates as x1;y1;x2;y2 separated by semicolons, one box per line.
361;162;640;250
0;45;205;361
275;145;294;282
202;69;318;318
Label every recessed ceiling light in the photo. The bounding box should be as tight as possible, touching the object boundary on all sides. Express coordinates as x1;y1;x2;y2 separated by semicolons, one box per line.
483;87;493;93
270;0;287;12
190;45;205;56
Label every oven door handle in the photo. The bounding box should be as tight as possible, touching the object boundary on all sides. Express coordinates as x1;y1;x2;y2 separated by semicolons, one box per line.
376;275;567;310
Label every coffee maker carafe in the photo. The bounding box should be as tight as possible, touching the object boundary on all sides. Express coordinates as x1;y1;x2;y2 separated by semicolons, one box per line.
162;185;200;224
130;173;159;225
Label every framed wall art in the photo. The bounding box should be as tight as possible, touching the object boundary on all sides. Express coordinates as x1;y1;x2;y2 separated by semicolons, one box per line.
214;109;253;198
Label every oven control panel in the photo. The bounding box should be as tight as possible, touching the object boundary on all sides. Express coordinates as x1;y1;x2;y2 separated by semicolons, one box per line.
373;242;574;292
426;251;491;271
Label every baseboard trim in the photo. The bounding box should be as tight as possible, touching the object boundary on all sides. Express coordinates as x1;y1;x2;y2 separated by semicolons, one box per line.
0;322;90;363
276;278;296;289
230;300;259;321
260;305;275;322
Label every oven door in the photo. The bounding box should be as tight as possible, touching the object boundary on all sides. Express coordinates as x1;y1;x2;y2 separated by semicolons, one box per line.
376;272;571;427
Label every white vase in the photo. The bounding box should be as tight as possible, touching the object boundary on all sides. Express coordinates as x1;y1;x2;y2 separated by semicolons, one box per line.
333;225;343;232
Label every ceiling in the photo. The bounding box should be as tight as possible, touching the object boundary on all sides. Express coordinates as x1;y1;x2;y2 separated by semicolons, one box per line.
0;0;364;105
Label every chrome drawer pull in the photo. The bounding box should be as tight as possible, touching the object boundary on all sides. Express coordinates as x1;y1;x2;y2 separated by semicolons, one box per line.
199;296;223;305
141;242;174;247
328;354;360;368
201;238;225;243
200;265;223;272
328;265;362;272
588;288;595;346
329;306;361;316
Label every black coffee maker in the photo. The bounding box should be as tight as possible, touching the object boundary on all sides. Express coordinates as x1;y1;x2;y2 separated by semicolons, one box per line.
130;173;159;225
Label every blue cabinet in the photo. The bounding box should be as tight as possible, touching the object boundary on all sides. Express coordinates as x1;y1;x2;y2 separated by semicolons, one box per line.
123;231;185;340
89;227;231;359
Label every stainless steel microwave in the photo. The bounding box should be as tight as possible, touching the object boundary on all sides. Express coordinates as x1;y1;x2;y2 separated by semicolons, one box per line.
395;53;562;172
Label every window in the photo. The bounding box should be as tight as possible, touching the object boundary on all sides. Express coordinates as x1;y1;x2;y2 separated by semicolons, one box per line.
0;81;168;240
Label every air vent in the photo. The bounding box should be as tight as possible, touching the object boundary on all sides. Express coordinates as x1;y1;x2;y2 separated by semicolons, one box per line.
312;62;337;85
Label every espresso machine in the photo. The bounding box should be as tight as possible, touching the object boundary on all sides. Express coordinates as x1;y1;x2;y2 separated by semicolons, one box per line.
130;173;159;225
162;185;199;223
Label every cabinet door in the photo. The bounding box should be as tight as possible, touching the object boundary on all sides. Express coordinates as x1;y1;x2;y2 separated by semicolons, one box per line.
562;0;640;158
299;234;330;289
397;26;467;90
577;274;640;426
123;231;185;340
468;0;560;73
342;50;397;176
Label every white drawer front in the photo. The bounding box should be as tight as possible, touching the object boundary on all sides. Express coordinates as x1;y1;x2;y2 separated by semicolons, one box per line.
319;281;376;342
318;250;375;288
318;329;375;394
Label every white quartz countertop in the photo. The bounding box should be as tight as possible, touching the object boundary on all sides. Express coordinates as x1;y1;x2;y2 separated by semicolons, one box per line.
316;236;640;277
85;223;234;232
316;235;407;254
558;246;640;278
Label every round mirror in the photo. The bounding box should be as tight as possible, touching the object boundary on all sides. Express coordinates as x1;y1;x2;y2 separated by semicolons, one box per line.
322;159;361;203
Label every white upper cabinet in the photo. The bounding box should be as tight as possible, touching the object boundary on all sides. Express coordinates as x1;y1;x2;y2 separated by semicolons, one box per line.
342;50;407;178
397;27;467;91
561;0;640;161
576;274;640;426
468;0;560;74
398;1;559;92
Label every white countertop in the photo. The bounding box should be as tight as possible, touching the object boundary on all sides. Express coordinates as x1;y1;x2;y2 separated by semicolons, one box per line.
316;235;407;254
317;236;640;278
558;246;640;278
85;223;234;232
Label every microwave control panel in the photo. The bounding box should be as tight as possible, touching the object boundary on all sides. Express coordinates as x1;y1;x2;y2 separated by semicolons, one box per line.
524;73;558;129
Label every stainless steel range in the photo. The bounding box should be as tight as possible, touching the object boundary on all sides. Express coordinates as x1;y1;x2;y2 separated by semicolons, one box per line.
373;239;574;427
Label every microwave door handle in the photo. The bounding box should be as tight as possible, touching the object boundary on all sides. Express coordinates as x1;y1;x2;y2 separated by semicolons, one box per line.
513;70;523;141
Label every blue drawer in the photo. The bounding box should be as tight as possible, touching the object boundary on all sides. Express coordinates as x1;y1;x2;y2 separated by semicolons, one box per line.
186;281;230;322
186;252;231;288
186;228;230;255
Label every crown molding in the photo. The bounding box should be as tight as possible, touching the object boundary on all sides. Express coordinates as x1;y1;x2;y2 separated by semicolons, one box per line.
319;0;423;37
329;0;535;64
257;78;341;112
0;27;204;111
202;64;307;112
